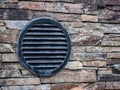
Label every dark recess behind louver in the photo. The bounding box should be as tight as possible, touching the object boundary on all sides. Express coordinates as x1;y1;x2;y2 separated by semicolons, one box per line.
17;18;71;77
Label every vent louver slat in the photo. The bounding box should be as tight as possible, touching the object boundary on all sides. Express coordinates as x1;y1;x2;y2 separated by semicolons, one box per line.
18;18;71;77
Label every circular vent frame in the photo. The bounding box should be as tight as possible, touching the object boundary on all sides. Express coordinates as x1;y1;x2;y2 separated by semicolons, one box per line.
17;17;71;77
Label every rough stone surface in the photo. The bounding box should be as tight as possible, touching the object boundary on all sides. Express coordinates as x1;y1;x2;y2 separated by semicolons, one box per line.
105;0;120;5
72;35;102;46
0;0;120;89
1;78;40;86
5;20;28;30
0;20;4;25
0;44;14;53
0;70;21;78
102;41;120;46
4;9;31;20
51;83;87;90
98;74;120;81
65;61;83;70
0;0;18;3
71;52;106;61
87;46;120;52
2;54;19;62
41;70;96;83
45;3;83;14
0;54;2;70
1;29;19;44
83;61;106;67
98;68;112;74
19;1;45;10
81;15;98;22
1;86;41;90
3;63;24;70
107;53;120;59
41;84;51;90
106;82;120;89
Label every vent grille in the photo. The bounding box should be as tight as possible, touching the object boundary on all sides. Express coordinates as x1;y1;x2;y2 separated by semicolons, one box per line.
18;18;71;77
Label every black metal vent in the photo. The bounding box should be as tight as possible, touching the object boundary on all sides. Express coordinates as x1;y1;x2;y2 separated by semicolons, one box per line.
18;18;71;77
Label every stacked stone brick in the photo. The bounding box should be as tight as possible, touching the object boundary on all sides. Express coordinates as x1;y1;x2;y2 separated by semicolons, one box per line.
0;0;120;90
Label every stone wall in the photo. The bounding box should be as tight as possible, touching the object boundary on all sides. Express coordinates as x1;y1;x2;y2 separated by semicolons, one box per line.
0;0;120;90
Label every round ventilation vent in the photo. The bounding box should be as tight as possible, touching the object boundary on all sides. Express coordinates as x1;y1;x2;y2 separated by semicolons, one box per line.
18;18;71;77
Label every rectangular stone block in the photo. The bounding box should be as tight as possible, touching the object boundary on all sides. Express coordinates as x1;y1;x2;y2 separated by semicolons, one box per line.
1;85;40;90
0;70;21;78
45;3;83;14
0;3;18;9
107;6;120;11
0;44;14;53
51;83;87;90
107;53;120;59
19;1;45;10
4;9;31;20
98;74;120;81
3;63;24;70
71;52;106;61
0;54;1;69
83;61;106;67
2;54;19;62
72;35;102;46
81;15;98;22
105;0;120;5
2;0;18;3
41;84;51;90
5;20;28;30
86;46;120;52
4;78;40;85
0;20;4;26
106;59;120;65
98;68;112;74
41;70;96;83
32;11;81;22
1;29;19;44
106;82;120;89
102;41;120;46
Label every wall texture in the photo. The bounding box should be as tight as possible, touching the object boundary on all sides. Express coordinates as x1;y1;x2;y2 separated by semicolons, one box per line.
0;0;120;90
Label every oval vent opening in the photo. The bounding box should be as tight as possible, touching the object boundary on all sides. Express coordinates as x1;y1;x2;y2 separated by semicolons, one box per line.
18;17;71;77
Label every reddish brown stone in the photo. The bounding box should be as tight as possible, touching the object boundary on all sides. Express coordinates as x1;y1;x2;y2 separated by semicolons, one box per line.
51;83;87;90
19;1;45;10
64;3;83;14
